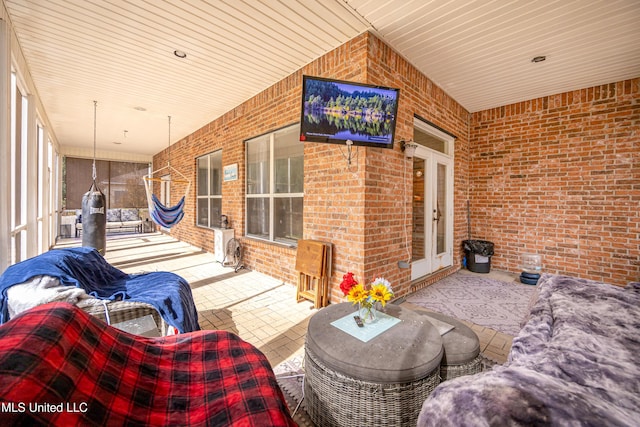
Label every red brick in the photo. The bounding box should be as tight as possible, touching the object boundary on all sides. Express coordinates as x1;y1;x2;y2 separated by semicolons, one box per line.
154;32;639;296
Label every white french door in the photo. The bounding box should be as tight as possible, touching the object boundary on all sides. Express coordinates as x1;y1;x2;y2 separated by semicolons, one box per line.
411;147;454;280
159;174;171;231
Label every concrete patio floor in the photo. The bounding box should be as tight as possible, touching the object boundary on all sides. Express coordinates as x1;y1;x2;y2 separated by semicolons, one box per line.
55;232;512;367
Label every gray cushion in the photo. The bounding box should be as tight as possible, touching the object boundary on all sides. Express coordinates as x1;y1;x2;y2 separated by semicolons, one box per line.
106;209;121;222
414;310;480;365
306;303;443;383
120;208;140;222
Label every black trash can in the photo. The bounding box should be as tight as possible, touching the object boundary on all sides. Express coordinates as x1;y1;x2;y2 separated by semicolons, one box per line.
463;240;494;273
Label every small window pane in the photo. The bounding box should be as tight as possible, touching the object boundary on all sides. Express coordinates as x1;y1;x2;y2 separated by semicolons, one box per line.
274;127;303;194
196;150;223;229
274;197;303;243
197;157;208;196
210;198;222;227
247;136;270;194
197;198;209;227
247;197;270;238
413;128;445;153
210;151;222;195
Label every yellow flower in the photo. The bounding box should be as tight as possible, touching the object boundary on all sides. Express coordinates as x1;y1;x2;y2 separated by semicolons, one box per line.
347;284;368;304
370;284;393;306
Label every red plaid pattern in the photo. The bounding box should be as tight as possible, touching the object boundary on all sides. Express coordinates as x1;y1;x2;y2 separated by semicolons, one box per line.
0;303;295;426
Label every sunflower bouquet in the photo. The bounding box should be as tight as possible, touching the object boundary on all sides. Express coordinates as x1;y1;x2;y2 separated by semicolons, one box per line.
339;273;394;323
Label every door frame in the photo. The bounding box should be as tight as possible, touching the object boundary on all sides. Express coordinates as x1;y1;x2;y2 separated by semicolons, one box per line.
411;120;455;281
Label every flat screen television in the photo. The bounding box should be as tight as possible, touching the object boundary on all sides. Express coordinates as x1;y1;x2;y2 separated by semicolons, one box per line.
299;75;399;149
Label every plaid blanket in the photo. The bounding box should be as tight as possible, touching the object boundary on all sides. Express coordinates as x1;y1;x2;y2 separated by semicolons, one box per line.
0;303;295;426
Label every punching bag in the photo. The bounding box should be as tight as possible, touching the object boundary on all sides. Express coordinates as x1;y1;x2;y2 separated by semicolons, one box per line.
81;180;107;254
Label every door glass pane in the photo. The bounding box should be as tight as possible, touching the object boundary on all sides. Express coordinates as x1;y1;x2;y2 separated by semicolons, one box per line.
412;157;425;261
160;176;171;206
436;162;446;254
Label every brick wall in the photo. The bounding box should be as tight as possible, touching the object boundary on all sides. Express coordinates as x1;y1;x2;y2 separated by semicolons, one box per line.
152;31;637;294
470;79;639;285
152;32;471;301
153;34;370;300
363;35;470;298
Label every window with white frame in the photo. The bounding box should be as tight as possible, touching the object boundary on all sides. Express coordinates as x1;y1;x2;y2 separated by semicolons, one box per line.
196;150;222;229
37;123;44;253
246;124;303;245
10;71;28;263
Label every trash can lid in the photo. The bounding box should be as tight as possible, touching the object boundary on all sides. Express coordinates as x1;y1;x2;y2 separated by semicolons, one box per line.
463;240;494;256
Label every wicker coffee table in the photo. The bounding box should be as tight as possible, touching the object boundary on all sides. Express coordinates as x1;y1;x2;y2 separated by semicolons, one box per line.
304;303;443;427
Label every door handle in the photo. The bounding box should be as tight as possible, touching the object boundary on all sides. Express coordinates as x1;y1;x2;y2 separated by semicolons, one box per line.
433;205;442;222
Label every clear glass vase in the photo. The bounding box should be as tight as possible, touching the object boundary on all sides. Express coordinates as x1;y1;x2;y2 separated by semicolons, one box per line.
358;302;377;324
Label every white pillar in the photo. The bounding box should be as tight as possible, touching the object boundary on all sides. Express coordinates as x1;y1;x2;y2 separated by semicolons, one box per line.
0;19;11;271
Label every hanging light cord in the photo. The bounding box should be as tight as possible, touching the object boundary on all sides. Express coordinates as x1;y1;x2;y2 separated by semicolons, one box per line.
167;115;171;168
92;100;97;181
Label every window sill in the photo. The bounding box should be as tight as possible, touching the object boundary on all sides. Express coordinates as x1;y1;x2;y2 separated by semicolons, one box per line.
196;224;232;231
244;235;298;249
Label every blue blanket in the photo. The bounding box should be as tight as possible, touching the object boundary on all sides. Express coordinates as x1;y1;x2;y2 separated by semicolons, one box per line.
0;247;199;333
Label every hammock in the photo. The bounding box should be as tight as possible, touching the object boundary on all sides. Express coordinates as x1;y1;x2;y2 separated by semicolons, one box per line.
143;116;190;229
143;172;190;229
150;193;185;228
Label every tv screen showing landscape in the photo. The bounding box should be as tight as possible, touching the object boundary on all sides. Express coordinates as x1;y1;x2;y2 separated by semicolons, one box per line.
299;76;399;148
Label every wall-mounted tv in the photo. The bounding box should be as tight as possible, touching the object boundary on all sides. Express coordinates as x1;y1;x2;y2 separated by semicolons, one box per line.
299;75;399;149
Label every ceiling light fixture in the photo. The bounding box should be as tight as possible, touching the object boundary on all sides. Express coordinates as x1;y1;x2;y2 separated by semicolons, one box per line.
531;56;546;63
134;106;146;111
174;50;187;59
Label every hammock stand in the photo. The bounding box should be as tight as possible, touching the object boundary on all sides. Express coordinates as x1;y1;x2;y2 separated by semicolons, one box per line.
143;116;191;229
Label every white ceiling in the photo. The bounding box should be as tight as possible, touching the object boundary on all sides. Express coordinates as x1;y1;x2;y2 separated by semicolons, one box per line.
4;0;640;157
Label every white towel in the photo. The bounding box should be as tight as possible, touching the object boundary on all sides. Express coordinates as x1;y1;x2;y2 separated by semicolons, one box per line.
6;275;92;319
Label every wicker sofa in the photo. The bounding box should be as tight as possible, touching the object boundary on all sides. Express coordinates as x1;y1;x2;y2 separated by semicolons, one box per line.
417;274;640;426
75;208;145;237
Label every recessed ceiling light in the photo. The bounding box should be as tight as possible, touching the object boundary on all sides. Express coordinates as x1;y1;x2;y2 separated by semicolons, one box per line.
134;106;146;111
174;50;187;59
112;141;122;145
531;56;546;63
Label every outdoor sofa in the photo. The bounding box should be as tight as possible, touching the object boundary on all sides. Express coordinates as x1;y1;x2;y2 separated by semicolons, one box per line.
418;273;640;426
75;208;144;237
